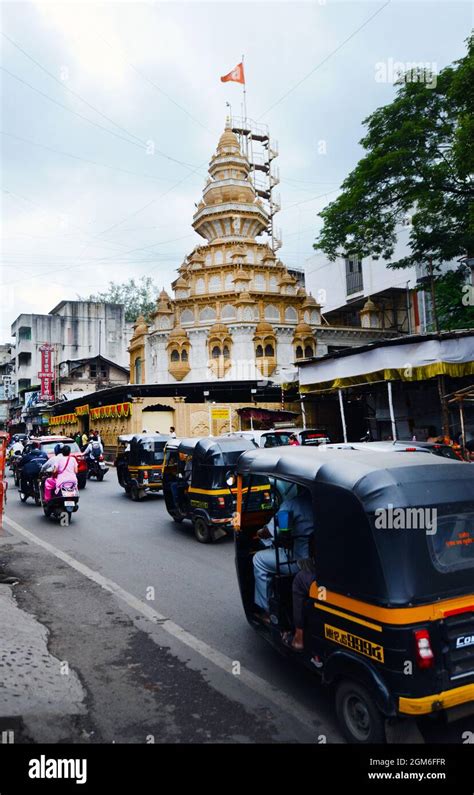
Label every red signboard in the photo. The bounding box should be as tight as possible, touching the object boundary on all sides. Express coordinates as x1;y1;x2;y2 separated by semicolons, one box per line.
39;344;54;402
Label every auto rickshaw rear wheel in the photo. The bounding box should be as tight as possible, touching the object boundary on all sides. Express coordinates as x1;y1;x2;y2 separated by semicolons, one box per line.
193;517;212;544
335;680;385;744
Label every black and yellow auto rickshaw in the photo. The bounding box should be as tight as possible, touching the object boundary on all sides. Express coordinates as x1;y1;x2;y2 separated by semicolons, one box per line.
115;433;169;500
234;446;474;743
162;437;272;543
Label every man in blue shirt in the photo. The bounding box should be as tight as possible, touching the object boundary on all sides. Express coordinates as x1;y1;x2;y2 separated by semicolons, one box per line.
253;485;314;623
18;443;48;495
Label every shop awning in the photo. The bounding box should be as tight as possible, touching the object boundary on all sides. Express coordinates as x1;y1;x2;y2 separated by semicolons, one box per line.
299;331;474;393
236;407;298;422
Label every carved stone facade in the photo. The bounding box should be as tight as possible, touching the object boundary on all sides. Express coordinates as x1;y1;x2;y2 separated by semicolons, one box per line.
129;121;321;385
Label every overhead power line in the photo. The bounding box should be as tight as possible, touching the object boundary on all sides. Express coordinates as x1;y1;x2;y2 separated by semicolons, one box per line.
259;0;392;118
1;66;202;173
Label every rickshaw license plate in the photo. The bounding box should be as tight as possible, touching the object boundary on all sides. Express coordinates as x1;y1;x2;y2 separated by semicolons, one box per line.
324;623;384;662
64;501;75;507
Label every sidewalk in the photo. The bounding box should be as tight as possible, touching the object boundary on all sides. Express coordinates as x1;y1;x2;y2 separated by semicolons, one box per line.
0;581;86;742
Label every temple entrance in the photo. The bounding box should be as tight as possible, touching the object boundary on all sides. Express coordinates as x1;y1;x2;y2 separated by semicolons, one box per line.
141;404;175;435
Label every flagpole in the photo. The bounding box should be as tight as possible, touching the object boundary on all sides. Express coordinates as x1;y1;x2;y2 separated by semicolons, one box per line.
242;53;247;127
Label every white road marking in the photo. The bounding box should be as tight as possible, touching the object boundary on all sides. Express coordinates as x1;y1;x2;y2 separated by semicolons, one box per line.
4;515;335;739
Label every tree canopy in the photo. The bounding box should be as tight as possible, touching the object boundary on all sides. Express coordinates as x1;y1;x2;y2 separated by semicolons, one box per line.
80;276;158;323
315;36;474;276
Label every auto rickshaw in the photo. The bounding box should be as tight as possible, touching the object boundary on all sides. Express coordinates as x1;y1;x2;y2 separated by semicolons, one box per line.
115;433;169;500
234;446;474;743
162;437;273;543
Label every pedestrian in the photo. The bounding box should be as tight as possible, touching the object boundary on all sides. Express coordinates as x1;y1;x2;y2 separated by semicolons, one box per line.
170;426;177;438
81;431;88;449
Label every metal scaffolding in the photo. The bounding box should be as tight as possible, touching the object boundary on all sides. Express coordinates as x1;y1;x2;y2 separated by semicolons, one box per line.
230;115;281;252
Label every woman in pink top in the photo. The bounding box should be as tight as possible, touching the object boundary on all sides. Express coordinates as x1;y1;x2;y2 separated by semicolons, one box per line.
44;445;78;501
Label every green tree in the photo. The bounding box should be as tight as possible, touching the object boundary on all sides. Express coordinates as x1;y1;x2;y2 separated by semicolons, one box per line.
315;36;474;328
80;276;158;322
434;265;474;330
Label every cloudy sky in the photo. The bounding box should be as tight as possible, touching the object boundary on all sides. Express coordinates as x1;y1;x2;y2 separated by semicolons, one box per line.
1;0;471;339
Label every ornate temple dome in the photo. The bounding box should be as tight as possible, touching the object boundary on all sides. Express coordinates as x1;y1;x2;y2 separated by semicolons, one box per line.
209;322;230;335
303;293;320;308
255;321;274;335
192;121;269;243
168;325;188;339
294;321;313;335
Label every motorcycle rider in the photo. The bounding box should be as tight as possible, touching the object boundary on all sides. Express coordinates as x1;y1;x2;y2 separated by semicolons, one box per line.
18;442;48;496
83;434;104;474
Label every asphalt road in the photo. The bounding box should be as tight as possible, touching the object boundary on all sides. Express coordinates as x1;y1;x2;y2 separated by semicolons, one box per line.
2;468;471;744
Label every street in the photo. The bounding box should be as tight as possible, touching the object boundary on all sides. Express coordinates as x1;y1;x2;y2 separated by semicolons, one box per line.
1;468;471;744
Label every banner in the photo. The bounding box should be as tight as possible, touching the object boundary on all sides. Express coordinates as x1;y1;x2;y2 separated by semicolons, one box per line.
89;402;132;421
38;344;54;402
76;404;89;416
50;413;77;426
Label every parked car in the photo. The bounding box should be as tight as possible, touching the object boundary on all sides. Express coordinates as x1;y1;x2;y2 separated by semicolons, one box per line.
26;436;88;488
277;428;331;446
221;430;294;448
324;440;465;460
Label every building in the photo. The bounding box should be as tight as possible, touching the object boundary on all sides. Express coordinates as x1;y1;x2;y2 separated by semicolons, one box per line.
10;301;132;396
57;355;130;401
130;120;398;387
0;344;13;429
305;227;462;337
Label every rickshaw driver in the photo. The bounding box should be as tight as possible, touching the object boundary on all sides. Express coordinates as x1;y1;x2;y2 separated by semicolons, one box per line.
253;484;314;624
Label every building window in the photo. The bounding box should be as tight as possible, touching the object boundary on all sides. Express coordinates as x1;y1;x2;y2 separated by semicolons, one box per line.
170;350;180;362
256;345;263;357
223;345;230;359
304;345;314;358
181;309;194;324
221;303;236;320
209;276;221;292
18;379;31;390
264;304;279;321
345;256;363;295
18;326;31;340
181;349;188;362
195;278;205;294
100;367;108;379
134;357;142;382
211;345;221;359
18;352;31;366
285;306;298;322
264;343;275;357
89;364;97;378
295;346;303;360
199;307;217;322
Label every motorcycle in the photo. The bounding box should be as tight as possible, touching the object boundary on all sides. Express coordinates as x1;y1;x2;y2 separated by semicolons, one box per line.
9;451;23;485
86;455;109;482
39;477;79;525
18;474;41;505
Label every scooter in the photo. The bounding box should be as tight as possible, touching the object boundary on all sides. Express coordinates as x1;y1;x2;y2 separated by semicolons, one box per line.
39;477;79;525
86;455;109;482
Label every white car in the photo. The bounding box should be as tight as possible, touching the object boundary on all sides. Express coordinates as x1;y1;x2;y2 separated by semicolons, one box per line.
221;430;294;448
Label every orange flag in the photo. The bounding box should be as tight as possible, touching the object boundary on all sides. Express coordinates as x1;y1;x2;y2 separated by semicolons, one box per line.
220;62;245;84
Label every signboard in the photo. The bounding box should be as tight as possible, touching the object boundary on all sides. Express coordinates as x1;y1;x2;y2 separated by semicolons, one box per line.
24;390;40;409
38;344;54;402
210;407;231;421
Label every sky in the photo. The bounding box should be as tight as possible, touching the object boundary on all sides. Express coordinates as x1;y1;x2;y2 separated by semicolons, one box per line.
1;0;472;340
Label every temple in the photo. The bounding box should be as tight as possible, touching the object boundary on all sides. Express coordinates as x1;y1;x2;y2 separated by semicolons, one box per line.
129;120;321;385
